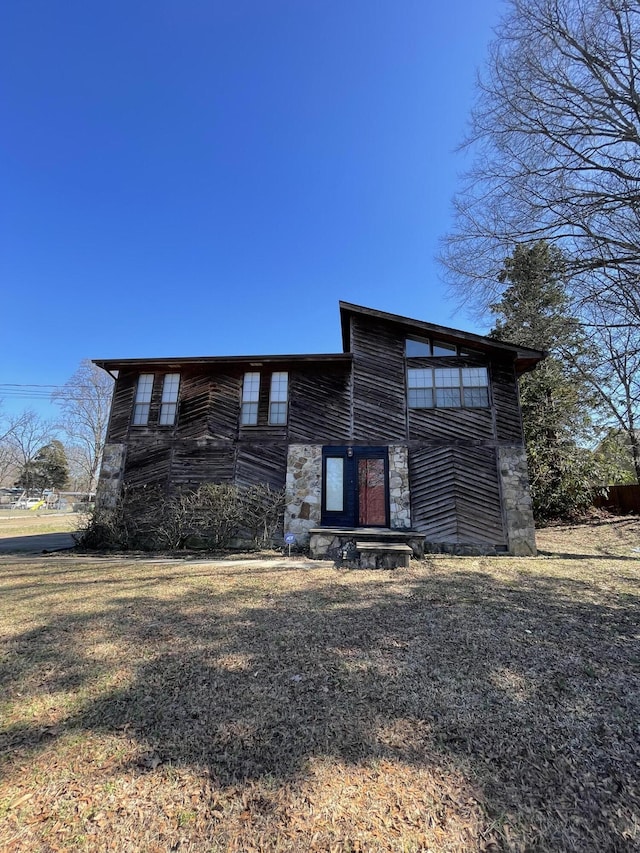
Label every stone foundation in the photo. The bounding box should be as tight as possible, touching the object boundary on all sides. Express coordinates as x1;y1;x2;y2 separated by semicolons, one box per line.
284;444;322;544
497;445;537;556
95;443;126;508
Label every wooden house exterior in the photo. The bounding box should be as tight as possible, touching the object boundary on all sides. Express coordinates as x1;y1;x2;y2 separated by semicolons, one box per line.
95;302;544;558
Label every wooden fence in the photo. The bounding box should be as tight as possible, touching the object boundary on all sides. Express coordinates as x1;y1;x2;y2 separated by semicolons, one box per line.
595;484;640;515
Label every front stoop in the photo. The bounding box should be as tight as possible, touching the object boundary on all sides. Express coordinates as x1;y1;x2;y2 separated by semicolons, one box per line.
309;527;423;568
357;541;412;569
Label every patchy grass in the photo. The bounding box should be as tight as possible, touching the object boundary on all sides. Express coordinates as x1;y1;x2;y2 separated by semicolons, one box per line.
1;519;639;851
0;512;81;539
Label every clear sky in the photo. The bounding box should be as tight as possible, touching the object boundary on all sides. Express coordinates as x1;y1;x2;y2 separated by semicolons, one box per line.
2;0;505;419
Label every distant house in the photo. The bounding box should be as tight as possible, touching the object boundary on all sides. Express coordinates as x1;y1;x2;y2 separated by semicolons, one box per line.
94;302;544;562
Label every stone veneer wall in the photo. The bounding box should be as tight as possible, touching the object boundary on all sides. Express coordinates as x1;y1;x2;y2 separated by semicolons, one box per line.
285;444;323;543
497;445;537;556
388;445;411;529
95;443;126;508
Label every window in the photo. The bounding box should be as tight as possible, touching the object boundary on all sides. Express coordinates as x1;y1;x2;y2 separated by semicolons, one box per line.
325;457;344;512
432;340;457;356
133;374;154;425
407;366;488;409
269;371;288;424
406;337;458;357
434;368;461;407
407;368;434;408
159;373;180;425
462;367;489;407
241;372;260;425
406;337;431;356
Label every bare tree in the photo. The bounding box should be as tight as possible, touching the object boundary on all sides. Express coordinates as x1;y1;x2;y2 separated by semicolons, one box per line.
52;360;114;493
6;411;56;491
0;405;27;486
441;0;640;332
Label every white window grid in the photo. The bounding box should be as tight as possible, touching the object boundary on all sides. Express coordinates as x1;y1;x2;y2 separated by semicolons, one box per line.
241;372;260;425
408;367;489;409
269;372;288;425
133;374;154;425
159;373;180;426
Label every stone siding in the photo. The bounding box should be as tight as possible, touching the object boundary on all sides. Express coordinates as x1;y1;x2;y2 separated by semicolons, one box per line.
388;445;411;529
285;444;322;543
497;445;537;556
96;443;126;508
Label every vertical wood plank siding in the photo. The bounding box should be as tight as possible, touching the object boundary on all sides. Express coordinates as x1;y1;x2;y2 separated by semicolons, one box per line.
351;316;407;442
409;446;505;546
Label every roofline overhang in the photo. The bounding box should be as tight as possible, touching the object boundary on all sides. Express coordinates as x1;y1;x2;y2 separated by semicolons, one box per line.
338;301;546;374
93;353;353;374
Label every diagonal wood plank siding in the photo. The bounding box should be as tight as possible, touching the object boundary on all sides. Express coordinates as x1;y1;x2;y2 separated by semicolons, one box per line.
351;316;407;442
289;368;351;443
408;408;495;441
124;441;172;488
492;360;524;441
171;441;236;487
409;446;505;546
235;443;288;489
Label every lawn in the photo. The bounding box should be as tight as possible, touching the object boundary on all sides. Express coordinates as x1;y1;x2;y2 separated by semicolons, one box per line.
1;519;639;851
0;511;81;539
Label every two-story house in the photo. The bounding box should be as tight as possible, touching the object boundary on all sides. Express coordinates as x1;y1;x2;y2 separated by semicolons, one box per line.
94;302;544;562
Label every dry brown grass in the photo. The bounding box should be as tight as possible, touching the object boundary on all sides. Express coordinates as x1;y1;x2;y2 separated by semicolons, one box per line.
1;518;639;851
0;512;80;539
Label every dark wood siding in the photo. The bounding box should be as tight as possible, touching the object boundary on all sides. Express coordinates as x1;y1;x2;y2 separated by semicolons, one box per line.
123;440;172;489
408;408;495;442
235;442;288;489
106;372;137;442
288;367;351;443
492;359;524;442
171;441;236;487
409;446;506;546
351;316;407;442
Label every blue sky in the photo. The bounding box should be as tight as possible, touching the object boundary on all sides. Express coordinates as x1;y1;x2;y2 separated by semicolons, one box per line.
2;0;505;419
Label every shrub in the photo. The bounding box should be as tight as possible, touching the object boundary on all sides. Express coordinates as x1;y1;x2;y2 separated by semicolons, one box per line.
78;482;286;551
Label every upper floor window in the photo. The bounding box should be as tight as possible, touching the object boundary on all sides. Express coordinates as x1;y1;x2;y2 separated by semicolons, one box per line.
407;366;489;409
159;373;180;425
241;372;260;425
269;372;288;424
405;337;431;356
133;374;154;425
405;337;459;357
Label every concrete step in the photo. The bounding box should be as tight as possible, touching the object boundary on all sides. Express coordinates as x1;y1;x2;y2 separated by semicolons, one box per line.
355;541;412;569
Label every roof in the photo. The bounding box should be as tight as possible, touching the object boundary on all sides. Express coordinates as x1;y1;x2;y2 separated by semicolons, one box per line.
338;301;546;374
93;302;546;377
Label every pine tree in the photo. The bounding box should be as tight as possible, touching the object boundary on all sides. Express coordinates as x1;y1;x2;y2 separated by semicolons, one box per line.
490;241;602;519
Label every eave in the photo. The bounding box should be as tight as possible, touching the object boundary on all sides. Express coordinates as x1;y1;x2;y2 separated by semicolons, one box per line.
338;301;546;375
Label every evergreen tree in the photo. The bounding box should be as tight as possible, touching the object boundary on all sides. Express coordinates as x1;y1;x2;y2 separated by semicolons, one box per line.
17;440;69;491
490;241;602;519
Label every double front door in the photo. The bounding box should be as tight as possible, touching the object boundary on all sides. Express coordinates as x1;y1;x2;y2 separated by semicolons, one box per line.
321;446;389;527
